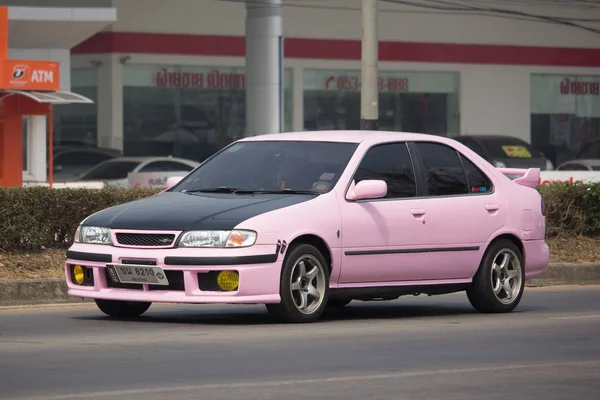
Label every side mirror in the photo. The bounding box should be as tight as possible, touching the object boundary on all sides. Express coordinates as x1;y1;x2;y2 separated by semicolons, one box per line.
346;179;387;201
166;176;184;189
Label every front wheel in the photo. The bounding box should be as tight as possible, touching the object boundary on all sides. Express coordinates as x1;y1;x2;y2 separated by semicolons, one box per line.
95;299;152;318
266;244;330;323
466;239;525;313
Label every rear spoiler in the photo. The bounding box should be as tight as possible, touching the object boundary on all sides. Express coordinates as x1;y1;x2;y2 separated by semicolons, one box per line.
496;167;540;188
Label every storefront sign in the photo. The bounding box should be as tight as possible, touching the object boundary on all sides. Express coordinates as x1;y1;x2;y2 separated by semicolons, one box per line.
303;69;458;94
560;78;600;95
537;171;600;185
128;172;187;189
324;75;409;93
155;68;245;89
0;59;60;91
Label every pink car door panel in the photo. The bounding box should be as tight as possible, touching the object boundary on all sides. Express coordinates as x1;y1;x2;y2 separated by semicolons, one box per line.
410;141;507;280
338;142;431;284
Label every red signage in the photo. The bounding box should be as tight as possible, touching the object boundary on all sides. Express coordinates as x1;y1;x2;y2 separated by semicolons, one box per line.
560;77;600;95
324;75;409;92
156;69;245;89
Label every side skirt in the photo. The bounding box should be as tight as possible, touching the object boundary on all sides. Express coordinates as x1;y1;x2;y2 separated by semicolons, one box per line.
329;283;472;302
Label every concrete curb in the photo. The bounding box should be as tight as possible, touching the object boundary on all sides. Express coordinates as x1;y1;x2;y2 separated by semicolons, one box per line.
1;263;600;307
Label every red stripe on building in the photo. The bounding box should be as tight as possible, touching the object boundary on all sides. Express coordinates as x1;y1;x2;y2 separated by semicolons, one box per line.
72;32;600;67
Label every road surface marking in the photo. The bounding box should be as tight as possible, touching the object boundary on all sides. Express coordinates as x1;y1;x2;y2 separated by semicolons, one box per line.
549;314;600;320
9;359;600;400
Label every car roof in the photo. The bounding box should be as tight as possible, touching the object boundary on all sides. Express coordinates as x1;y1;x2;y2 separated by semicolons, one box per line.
239;130;461;146
454;135;527;142
100;156;198;164
561;159;600;166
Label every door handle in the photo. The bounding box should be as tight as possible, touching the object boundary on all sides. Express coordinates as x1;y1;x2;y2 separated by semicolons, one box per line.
485;204;500;212
410;208;426;216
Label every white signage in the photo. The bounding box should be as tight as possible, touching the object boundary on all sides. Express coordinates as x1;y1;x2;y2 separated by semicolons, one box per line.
127;172;188;189
538;171;600;185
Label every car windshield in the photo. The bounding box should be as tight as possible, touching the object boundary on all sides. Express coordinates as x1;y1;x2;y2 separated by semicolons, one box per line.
479;138;543;159
80;161;141;180
173;140;359;194
592;166;600;171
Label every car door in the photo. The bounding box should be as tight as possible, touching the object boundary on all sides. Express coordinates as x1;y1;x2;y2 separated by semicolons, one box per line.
338;142;432;284
409;141;507;280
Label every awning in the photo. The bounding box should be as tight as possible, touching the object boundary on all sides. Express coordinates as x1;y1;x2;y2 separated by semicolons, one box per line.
0;89;93;104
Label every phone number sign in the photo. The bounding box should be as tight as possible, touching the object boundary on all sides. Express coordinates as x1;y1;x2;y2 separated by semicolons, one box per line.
324;75;409;93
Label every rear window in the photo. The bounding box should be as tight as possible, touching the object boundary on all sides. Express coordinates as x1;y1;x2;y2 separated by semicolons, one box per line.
478;138;542;160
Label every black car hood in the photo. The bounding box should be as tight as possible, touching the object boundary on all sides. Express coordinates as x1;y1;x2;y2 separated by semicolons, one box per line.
82;191;318;231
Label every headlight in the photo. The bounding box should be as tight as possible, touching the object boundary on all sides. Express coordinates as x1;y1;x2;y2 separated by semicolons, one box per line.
493;160;507;168
178;230;257;248
545;159;554;171
78;226;112;245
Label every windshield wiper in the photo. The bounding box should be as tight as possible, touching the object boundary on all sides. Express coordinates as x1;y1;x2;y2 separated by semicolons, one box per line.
182;187;319;195
182;187;255;194
250;189;319;195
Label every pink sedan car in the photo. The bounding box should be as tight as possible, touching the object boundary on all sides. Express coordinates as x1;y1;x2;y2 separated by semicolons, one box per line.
65;131;549;323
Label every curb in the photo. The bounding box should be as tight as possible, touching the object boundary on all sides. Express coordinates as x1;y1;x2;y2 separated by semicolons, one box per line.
1;263;600;307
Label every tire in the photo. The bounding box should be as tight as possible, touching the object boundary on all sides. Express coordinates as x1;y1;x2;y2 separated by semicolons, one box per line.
95;299;152;318
326;299;352;308
266;243;330;323
466;239;525;313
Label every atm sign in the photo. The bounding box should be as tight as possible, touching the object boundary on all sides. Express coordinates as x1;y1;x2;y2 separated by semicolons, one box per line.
0;59;59;91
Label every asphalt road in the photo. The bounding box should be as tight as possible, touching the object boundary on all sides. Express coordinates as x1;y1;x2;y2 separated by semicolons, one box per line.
1;286;600;400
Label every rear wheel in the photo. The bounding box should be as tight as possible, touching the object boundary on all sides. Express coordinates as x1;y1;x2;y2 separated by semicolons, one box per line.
467;239;525;313
95;299;152;318
266;243;329;323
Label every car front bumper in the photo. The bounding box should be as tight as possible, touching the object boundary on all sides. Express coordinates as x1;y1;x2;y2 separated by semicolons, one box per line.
65;244;283;304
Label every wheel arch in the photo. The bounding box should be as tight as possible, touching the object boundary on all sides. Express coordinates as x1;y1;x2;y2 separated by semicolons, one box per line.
484;233;525;270
285;234;333;275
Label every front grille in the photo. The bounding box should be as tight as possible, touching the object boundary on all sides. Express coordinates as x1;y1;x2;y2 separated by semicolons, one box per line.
115;233;175;247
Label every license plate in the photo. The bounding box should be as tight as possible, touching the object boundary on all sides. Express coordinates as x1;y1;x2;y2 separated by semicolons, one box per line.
107;264;170;286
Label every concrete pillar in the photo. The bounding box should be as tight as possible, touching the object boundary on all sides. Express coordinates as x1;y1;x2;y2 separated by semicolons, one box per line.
28;115;47;183
97;54;123;151
245;0;283;136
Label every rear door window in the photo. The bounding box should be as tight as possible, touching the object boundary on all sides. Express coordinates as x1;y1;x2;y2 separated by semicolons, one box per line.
413;142;469;196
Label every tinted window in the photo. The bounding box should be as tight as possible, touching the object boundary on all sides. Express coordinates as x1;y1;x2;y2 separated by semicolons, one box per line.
353;143;416;198
80;161;140;180
139;161;195;172
478;137;543;159
459;154;494;193
592;166;600;171
175;141;358;193
415;142;468;196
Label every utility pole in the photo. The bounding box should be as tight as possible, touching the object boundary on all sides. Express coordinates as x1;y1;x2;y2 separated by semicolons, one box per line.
360;0;378;130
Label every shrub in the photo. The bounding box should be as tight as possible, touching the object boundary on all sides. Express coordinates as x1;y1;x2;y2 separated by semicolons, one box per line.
0;187;161;251
0;183;599;251
538;182;600;237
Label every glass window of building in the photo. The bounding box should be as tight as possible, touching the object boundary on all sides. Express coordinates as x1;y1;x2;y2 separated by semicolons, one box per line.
52;68;98;148
303;69;460;136
531;74;600;167
123;64;293;162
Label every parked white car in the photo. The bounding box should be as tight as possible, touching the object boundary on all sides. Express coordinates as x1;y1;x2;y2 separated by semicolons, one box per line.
556;159;600;171
77;156;199;187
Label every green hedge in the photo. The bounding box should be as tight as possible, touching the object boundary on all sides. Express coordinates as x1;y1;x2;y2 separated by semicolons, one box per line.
0;187;161;251
0;183;598;251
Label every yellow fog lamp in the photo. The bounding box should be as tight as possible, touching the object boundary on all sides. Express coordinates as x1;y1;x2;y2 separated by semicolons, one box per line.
73;265;85;285
216;270;239;291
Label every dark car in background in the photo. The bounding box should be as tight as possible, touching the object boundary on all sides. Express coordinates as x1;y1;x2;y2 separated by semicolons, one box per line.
454;135;553;170
52;147;123;181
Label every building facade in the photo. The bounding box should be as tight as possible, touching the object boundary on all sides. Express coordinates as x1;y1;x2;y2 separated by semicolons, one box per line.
60;0;600;167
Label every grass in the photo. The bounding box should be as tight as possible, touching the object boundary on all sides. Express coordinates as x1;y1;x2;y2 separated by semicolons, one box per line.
0;236;599;280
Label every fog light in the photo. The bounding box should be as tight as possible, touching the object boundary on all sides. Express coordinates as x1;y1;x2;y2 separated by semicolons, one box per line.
73;265;85;285
216;270;239;291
